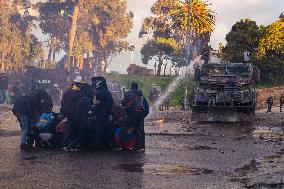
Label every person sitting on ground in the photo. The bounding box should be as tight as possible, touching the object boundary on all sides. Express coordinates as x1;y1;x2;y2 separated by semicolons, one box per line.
60;76;85;145
122;82;149;151
12;89;53;150
90;76;114;150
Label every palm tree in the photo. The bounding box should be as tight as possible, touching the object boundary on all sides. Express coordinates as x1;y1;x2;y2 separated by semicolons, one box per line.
171;0;215;36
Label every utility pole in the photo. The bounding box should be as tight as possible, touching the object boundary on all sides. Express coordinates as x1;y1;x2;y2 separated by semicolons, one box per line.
184;0;191;109
65;0;79;82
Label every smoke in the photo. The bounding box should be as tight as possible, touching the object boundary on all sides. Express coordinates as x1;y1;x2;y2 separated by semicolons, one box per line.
148;56;201;118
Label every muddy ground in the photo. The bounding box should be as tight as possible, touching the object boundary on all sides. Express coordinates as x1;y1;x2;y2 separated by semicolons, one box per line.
0;105;283;189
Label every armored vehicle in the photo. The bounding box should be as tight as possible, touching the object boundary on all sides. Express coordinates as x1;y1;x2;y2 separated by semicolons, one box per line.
192;63;257;122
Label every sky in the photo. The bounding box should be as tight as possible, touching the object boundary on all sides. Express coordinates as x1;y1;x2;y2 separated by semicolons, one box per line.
31;0;284;73
108;0;283;73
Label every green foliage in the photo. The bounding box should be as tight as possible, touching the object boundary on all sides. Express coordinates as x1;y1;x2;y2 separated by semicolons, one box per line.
223;19;261;62
141;38;179;64
0;0;41;71
258;18;284;59
140;0;216;74
38;0;133;71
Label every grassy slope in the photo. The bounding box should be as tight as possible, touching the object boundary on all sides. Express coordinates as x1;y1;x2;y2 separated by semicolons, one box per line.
106;73;280;108
105;74;195;106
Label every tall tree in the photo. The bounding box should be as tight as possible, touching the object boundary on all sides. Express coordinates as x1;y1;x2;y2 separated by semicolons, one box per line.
0;0;40;72
222;19;261;62
258;18;284;59
38;0;133;73
141;38;179;76
140;0;215;74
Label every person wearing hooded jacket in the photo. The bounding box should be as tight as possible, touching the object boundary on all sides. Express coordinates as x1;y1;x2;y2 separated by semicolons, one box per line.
12;89;53;150
91;76;114;150
60;76;85;145
122;82;149;150
65;84;94;150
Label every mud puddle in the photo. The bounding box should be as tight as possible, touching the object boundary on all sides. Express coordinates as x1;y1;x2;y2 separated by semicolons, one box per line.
253;127;284;141
246;183;284;189
113;163;213;175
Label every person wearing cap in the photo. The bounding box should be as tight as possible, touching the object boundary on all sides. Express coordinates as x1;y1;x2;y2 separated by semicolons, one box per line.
60;75;85;145
90;76;114;150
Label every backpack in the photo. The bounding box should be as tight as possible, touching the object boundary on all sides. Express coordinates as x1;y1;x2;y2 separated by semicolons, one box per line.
34;113;56;133
114;127;137;150
128;94;145;113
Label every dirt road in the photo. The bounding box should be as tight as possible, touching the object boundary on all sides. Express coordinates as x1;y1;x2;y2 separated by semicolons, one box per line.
0;105;283;189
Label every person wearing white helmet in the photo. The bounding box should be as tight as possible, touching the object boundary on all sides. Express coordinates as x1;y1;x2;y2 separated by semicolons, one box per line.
60;75;85;145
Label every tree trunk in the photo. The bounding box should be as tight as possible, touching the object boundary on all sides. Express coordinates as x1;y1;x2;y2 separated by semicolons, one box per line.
156;57;163;76
163;63;167;76
52;49;56;66
47;47;52;62
65;4;79;75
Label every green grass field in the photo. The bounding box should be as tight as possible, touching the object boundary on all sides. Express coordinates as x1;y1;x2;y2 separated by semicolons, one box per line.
105;73;195;106
105;73;280;107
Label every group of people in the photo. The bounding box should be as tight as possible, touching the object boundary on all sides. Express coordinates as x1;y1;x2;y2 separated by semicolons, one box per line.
266;94;284;112
12;75;149;152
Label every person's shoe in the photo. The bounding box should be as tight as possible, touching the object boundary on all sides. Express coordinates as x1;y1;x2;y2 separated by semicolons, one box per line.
20;143;33;151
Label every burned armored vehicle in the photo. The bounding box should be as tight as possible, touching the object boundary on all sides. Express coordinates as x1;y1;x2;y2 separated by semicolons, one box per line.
192;63;257;122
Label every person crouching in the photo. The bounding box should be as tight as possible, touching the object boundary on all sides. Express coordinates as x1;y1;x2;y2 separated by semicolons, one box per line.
12;89;53;150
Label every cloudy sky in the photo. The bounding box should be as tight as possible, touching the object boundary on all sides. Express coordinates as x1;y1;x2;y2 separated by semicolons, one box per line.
31;0;283;73
108;0;283;73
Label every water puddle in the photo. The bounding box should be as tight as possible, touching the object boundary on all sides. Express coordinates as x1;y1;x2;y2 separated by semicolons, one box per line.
113;163;213;175
253;127;284;141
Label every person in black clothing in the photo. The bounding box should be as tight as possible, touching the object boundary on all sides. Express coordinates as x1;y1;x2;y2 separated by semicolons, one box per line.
66;84;94;151
266;95;273;113
12;89;53;150
60;76;85;145
90;76;114;150
122;82;149;150
0;73;9;103
280;94;284;112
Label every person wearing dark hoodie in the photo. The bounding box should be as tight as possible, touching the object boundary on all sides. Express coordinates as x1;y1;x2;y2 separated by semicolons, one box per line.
121;82;149;150
60;76;85;145
12;89;53;150
65;84;94;151
91;76;114;150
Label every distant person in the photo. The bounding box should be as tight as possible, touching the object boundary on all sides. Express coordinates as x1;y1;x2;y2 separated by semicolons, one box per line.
12;89;53;150
266;95;273;113
280;94;284;112
122;82;149;150
90;76;114;150
179;96;188;110
0;73;9;103
11;81;22;104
